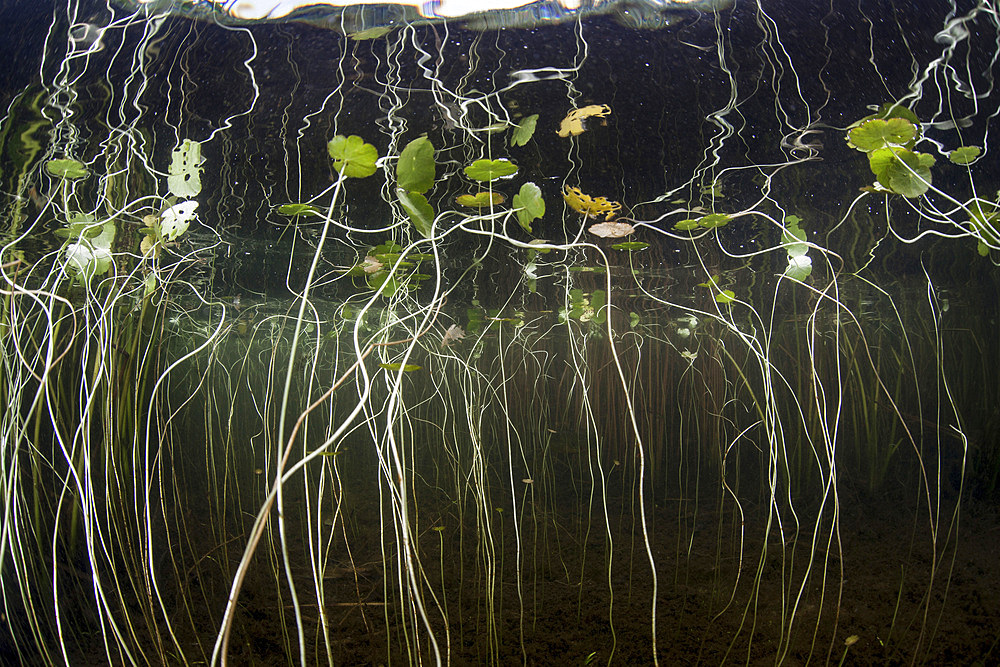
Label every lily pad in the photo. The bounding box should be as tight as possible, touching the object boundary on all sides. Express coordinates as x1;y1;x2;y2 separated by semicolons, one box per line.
456;191;505;207
276;203;323;217
45;159;88;180
949;146;981;165
397;136;435;194
327;135;379;178
611;241;649;251
464;158;518;182
510;114;539;147
783;255;813;281
512;182;545;233
397;189;435;238
847;118;916;152
868;148;934;197
160;200;198;241
699;213;732;228
167;139;203;198
673;218;701;231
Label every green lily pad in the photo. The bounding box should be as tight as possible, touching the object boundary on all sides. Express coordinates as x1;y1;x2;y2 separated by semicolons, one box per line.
456;191;504;207
848;118;917;152
868;148;934;197
367;271;402;297
397;189;435;238
45;159;88;180
674;218;701;231
327;135;379;178
396;136;435;194
611;241;649;251
699;213;732;228
949;146;981;165
379;363;422;372
512;182;545;233
510;114;539;147
276;203;323;217
464;158;518;182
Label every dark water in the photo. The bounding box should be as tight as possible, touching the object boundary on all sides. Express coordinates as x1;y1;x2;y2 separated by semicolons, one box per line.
1;0;999;664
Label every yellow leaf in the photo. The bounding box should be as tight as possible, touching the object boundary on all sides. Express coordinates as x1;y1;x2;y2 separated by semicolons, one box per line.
563;185;622;220
557;104;611;137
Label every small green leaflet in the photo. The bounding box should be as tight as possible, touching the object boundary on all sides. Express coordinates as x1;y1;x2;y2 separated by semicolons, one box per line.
327;135;379;178
510;114;539;147
512;182;544;233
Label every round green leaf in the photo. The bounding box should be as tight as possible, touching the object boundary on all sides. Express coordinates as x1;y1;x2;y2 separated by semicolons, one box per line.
464;158;518;182
510;114;539;147
699;213;732;228
397;136;435;194
45;159;88;180
714;289;736;304
673;219;701;231
949;146;981;165
869;148;934;198
847;118;916;152
327;135;379;178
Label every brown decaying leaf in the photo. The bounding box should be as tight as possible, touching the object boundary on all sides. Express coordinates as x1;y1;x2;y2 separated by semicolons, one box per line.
588;221;635;238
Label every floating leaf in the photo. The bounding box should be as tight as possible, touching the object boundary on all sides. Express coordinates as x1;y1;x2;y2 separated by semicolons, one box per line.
557;104;611;137
367;271;402;297
949;146;981;165
45;159;88;180
396;189;435;238
510;114;539;147
160;201;198;241
847;118;916;152
612;241;649;251
456;191;504;207
348;26;393;40
588;221;634;238
868;148;934;197
276;203;323;217
783;255;813;281
327;135;379;178
563;185;621;220
379;363;422;372
714;289;736;304
512;182;545;233
167;139;203;198
782;216;809;258
397;136;435;194
699;213;732;228
673;218;701;231
464;158;518;182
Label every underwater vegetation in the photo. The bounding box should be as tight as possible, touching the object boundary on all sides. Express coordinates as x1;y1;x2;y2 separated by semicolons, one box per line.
1;0;1000;665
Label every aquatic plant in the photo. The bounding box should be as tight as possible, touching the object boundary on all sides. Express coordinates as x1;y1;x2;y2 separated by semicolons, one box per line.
1;2;997;666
